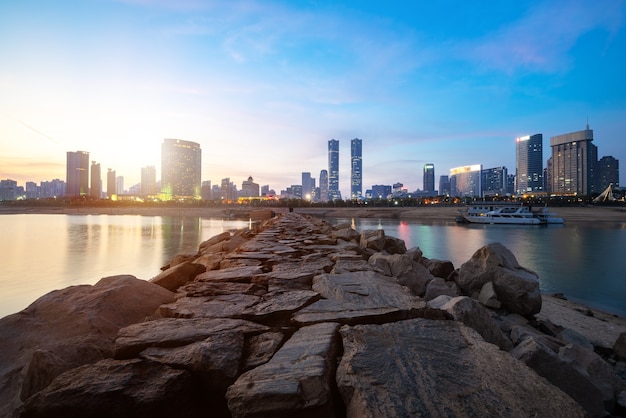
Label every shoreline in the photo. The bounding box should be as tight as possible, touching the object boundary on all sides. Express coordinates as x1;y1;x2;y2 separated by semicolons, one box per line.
1;205;625;223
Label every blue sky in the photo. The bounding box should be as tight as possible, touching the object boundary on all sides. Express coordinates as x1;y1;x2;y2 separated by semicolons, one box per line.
1;0;625;196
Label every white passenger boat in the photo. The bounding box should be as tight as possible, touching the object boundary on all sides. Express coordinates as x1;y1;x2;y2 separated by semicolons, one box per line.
457;202;564;225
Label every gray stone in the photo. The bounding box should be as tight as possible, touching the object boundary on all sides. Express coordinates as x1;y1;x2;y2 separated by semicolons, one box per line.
331;226;360;242
359;229;386;252
383;235;406;254
456;243;541;315
0;275;175;417
226;322;340;418
337;319;585;418
615;332;626;361
195;266;263;284
293;271;427;326
240;290;320;322
424;258;455;279
114;318;268;359
198;231;232;251
478;281;501;309
511;336;605;417
150;261;206;292
141;330;244;390
176;281;266;298
159;294;261;319
243;331;285;370
439;296;513;351
423;277;460;301
19;358;205;418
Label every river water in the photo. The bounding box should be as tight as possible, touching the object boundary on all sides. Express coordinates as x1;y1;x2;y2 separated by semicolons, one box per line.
1;214;624;318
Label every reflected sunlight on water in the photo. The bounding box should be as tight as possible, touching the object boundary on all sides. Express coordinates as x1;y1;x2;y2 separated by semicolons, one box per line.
0;215;248;317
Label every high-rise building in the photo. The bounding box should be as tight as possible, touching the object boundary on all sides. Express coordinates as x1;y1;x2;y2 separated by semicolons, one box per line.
116;176;124;195
0;179;18;201
201;180;212;200
328;139;339;200
107;169;116;198
66;151;89;197
597;156;620;190
161;138;202;200
423;163;435;194
482;166;508;197
90;161;101;199
450;165;482;197
516;134;543;194
241;176;260;197
548;125;597;195
351;138;362;199
507;174;516;195
439;175;450;196
141;166;157;196
319;169;329;202
221;178;236;201
302;172;312;200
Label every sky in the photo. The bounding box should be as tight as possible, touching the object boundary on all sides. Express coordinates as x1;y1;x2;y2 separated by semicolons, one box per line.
1;0;625;196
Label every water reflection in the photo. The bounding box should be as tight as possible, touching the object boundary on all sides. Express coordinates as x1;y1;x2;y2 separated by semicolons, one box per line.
336;218;626;316
0;214;248;317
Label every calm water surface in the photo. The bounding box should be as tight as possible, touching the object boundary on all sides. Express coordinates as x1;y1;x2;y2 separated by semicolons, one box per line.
1;214;625;318
0;214;249;317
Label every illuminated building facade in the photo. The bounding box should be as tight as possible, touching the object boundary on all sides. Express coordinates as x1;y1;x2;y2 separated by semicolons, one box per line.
328;139;339;200
548;125;597;195
302;172;312;200
351;138;362;199
161;139;201;200
66;151;89;197
450;165;482;197
439;175;450;196
516;134;543;194
423;163;435;193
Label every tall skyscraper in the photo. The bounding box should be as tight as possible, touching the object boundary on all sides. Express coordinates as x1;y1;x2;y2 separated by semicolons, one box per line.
107;169;116;198
516;134;543;195
65;151;89;197
319;169;329;202
328;139;339;200
116;176;124;195
302;172;312;200
351;138;362;199
548;125;597;195
439;175;450;196
201;180;212;200
482;166;508;196
423;163;435;193
161;138;202;200
141;166;157;196
597;156;620;190
90;161;101;199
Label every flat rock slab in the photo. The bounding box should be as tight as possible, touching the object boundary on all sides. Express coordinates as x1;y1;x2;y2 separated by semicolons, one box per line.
240;290;320;322
293;271;426;325
337;318;586;418
195;266;264;283
114;318;268;359
226;322;340;418
159;294;262;319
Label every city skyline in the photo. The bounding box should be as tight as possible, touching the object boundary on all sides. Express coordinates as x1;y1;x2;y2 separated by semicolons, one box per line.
1;1;625;197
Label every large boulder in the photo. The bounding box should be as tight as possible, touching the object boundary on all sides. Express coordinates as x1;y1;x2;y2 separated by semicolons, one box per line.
456;243;541;315
150;261;206;292
19;359;206;418
336;318;585;417
0;275;175;418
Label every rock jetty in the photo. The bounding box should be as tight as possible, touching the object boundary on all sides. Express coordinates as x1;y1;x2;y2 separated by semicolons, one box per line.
1;212;625;417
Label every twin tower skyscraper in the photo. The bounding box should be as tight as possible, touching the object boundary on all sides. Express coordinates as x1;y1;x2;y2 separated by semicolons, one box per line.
326;138;362;201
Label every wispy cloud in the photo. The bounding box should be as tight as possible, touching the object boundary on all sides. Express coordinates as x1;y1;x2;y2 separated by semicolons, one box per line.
460;0;625;73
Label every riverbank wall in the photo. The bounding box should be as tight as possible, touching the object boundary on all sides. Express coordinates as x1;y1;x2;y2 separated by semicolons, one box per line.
1;212;625;417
